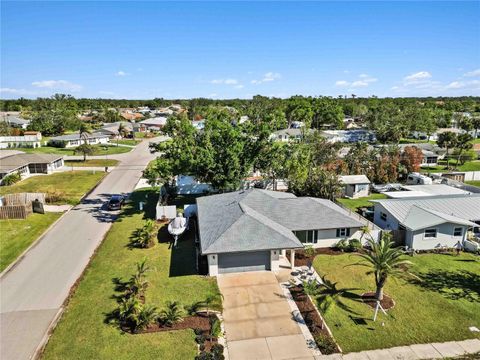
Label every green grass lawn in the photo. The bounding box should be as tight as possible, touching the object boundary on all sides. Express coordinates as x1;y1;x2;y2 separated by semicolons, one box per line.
0;171;106;205
2;144;132;156
0;212;62;272
399;138;436;144
42;188;221;360
114;139;141;146
336;193;387;211
313;253;480;353
64;159;119;167
422;160;480;173
465;180;480;187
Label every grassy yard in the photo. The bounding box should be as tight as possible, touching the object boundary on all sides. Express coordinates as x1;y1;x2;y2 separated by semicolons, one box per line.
422;160;480;173
0;171;106;205
1;144;132;156
313;253;480;353
0;213;62;272
115;139;141;146
336;193;387;211
42;188;221;360
64;159;119;167
465;180;480;187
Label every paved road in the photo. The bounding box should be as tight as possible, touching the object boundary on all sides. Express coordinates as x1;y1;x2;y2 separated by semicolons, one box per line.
0;138;163;360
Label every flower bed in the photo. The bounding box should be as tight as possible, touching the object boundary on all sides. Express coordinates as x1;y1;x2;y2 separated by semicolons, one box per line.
289;285;341;354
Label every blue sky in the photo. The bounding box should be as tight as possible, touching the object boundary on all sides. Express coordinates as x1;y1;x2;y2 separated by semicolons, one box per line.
1;1;479;99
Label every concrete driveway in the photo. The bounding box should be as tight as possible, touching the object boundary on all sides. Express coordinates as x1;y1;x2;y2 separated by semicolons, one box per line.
217;271;315;360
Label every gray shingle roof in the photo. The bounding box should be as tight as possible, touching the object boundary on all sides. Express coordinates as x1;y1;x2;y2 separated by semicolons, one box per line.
197;189;365;254
372;194;480;223
50;132;109;141
0;153;63;174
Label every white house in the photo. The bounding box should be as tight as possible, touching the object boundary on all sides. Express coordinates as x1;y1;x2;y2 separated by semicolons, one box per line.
271;128;314;142
0;153;64;183
339;175;371;198
1;115;30;129
372;195;480;250
49;132;110;148
0;132;42;149
197;189;380;275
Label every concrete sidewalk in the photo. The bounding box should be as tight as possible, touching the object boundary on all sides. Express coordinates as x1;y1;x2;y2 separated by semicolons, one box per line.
317;339;480;360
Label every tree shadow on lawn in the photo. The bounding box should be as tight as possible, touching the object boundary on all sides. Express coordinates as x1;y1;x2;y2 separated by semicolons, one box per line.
408;269;480;302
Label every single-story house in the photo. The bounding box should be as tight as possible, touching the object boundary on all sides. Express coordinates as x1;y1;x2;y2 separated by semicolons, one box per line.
372;195;480;250
49;132;110;148
0;153;64;183
94;122;134;138
322;130;377;144
1;115;30;129
192;120;205;131
197;189;376;275
0;132;42;149
175;175;213;195
339;175;371;198
138;117;167;130
271;128;314;142
383;184;471;199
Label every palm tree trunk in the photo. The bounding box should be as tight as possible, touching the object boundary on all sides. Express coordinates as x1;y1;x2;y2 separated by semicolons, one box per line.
375;285;384;301
83;152;86;162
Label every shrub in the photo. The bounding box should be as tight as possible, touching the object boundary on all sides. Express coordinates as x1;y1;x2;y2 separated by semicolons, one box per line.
347;239;362;252
210;317;221;338
335;239;348;252
45;190;67;204
314;333;337;354
160;301;183;327
195;352;213;360
211;344;225;359
304;245;315;258
1;172;21;186
195;334;207;344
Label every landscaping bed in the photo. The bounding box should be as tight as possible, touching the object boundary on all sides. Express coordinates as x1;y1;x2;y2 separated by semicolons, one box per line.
289;285;340;354
361;292;395;310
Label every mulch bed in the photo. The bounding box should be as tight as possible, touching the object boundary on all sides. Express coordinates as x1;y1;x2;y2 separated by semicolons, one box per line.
361;292;395;310
140;313;214;333
289;285;340;354
287;248;345;267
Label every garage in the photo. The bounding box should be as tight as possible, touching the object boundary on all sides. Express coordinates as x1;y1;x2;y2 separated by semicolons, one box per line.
218;251;271;274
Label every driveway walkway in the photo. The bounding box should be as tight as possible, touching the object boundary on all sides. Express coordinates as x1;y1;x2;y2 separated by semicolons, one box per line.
0;137;163;360
217;271;315;360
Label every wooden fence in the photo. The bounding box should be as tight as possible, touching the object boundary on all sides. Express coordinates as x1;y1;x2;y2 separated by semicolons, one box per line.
0;204;32;219
2;192;45;206
0;192;45;219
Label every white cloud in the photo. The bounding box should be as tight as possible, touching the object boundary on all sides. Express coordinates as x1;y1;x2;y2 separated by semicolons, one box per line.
464;69;480;77
31;80;82;91
0;87;32;94
251;72;281;84
334;74;377;89
403;71;432;83
115;71;128;77
234;84;244;89
446;81;465;89
210;78;239;85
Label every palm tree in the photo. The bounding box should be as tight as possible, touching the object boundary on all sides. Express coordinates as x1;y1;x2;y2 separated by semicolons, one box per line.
160;301;183;327
74;143;95;162
79;123;91;145
354;233;412;301
316;275;359;314
136;305;158;331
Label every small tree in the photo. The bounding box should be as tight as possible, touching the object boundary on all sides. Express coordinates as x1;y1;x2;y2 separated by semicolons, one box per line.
1;171;21;186
437;132;458;170
160;301;183;327
74;143;95;161
304;245;315;259
354;234;413;301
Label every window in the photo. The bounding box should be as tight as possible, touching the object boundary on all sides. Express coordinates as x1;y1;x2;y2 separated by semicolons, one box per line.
336;228;351;238
380;212;387;221
424;228;437;238
294;230;319;244
453;227;463;237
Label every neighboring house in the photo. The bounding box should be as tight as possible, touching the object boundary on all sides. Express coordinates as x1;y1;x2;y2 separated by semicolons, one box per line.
138;117;167;130
1;115;30;129
0;132;42;149
95;122;134;138
0;153;64;183
192;120;205;131
49;132;110;148
271;128;314;142
196;189;374;275
339;175;371;198
175;175;213;195
420;150;439;167
372;195;480;250
322;129;376;143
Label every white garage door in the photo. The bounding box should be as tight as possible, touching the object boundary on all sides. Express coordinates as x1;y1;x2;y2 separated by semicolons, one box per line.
218;251;271;274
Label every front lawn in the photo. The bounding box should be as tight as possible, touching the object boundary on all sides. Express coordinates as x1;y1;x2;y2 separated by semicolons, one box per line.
0;171;106;205
42;188;221;360
64;159;119;167
313;253;480;353
336;193;387;211
115;139;141;146
465;180;480;187
0;213;62;272
3;144;132;156
422;160;480;173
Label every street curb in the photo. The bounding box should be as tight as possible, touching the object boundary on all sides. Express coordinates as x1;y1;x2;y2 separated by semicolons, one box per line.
0;208;72;279
32;306;65;360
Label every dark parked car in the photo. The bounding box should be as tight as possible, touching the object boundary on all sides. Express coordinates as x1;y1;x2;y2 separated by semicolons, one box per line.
107;195;125;210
